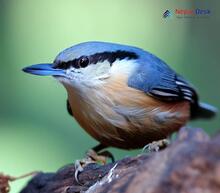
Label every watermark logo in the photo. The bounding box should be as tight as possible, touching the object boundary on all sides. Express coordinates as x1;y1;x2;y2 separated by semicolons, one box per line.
163;10;172;18
163;8;211;19
175;9;211;18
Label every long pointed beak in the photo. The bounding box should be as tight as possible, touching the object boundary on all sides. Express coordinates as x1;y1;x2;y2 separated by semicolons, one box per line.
22;63;65;76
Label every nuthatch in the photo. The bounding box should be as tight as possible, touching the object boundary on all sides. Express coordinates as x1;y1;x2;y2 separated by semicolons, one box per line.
23;41;217;152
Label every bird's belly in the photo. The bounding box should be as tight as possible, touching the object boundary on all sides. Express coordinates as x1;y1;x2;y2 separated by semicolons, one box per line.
65;77;190;149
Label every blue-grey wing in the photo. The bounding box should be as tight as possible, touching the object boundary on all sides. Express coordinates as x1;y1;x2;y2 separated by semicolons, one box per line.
128;54;198;103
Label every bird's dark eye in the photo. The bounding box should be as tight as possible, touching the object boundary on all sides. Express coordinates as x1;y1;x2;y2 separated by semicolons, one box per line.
78;56;89;68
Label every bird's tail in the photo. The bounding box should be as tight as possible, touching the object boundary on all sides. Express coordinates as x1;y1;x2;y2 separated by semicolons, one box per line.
191;102;218;120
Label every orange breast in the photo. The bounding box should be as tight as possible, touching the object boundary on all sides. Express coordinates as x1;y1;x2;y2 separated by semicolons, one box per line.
64;75;190;149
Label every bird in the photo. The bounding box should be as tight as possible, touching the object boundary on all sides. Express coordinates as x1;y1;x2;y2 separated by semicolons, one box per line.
23;41;217;156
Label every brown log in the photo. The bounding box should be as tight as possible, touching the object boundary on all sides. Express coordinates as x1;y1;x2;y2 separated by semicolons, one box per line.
20;127;220;193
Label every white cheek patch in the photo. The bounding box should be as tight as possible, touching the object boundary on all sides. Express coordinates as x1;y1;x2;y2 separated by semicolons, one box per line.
66;67;80;77
81;61;111;79
110;59;137;76
94;61;111;76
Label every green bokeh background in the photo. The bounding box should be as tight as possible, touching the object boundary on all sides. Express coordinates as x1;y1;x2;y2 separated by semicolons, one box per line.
0;0;219;192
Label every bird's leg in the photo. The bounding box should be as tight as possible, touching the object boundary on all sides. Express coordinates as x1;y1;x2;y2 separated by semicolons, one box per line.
142;139;170;153
74;144;114;184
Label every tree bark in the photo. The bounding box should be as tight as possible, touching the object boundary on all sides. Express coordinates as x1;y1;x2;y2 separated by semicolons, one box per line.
20;127;220;193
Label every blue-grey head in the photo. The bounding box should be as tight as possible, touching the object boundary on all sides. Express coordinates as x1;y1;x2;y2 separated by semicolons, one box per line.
23;41;143;88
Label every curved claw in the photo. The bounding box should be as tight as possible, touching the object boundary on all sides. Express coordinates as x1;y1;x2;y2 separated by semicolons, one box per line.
74;160;84;185
73;148;115;185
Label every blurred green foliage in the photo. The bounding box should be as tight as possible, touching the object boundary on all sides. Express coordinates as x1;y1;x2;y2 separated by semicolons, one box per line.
0;0;219;192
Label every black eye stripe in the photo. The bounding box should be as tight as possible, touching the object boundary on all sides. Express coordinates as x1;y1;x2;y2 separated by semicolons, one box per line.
54;50;138;69
89;51;138;66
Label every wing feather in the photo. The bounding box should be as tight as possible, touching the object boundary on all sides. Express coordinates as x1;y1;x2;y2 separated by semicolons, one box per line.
128;55;198;104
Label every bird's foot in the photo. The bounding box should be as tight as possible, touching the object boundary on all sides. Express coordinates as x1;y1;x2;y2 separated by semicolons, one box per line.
74;149;114;185
142;139;170;153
